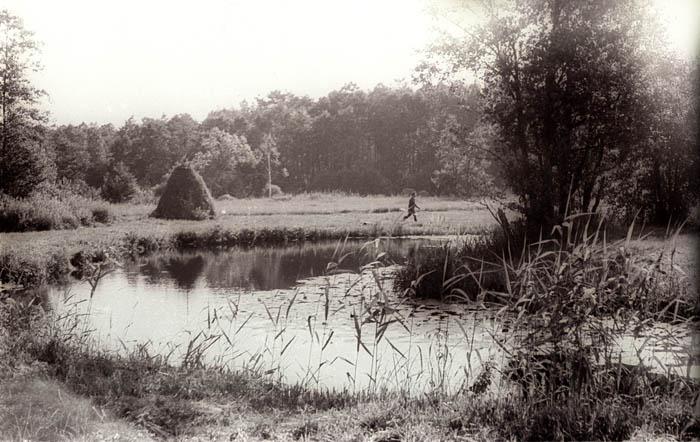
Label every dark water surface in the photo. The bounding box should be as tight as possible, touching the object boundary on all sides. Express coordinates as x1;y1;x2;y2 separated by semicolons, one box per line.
49;238;698;393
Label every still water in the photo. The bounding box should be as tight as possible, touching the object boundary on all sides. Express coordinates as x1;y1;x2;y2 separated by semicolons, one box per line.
49;238;698;393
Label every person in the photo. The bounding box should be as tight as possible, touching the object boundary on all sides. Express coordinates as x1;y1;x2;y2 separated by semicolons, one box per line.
403;191;420;221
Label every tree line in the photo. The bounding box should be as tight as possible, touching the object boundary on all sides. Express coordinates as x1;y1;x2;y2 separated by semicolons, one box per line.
9;83;492;201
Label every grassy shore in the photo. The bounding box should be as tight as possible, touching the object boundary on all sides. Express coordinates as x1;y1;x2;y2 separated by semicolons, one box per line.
0;194;495;288
1;280;695;441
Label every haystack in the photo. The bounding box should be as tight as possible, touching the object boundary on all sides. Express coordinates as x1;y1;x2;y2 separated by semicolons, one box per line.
152;165;216;220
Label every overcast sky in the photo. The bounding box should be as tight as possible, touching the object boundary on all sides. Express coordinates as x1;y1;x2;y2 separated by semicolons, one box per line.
1;0;697;126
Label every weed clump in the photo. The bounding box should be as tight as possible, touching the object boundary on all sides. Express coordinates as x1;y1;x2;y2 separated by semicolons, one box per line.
0;191;114;232
152;165;216;220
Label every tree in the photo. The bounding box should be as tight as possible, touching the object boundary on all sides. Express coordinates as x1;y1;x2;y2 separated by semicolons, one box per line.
101;161;137;203
111;116;197;187
259;133;278;198
0;10;52;197
610;57;699;222
430;0;662;227
52;124;90;182
192;127;260;197
432;119;498;197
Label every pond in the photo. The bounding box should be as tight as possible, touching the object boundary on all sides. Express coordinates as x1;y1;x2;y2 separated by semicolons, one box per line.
48;238;699;394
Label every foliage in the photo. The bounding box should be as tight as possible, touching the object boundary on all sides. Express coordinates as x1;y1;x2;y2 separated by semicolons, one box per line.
51;123;114;187
610;58;699;223
101;161;138;203
0;190;113;233
428;0;688;227
431;120;499;197
264;183;283;197
396;214;693;319
0;10;53;197
110;116;199;187
192;127;261;197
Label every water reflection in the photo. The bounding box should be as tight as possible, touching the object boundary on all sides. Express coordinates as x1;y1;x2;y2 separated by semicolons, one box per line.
47;237;698;393
125;239;435;292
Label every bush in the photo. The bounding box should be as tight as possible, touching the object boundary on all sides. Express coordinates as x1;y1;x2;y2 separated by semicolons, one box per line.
90;205;113;224
129;186;157;205
263;183;283;197
395;221;526;301
101;162;138;203
0;188;114;233
395;214;692;318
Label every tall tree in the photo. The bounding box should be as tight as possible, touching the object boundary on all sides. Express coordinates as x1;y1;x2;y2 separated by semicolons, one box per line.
0;10;52;196
430;0;661;227
192;127;260;197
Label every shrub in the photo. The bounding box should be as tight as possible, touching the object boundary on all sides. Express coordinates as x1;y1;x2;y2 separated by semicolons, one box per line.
394;220;526;301
263;183;283;197
0;193;77;232
129;186;156;205
0;187;114;232
101;162;138;203
90;204;113;224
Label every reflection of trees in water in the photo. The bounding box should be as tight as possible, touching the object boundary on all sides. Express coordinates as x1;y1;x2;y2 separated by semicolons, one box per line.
131;239;439;292
136;254;206;291
163;255;206;290
203;246;331;290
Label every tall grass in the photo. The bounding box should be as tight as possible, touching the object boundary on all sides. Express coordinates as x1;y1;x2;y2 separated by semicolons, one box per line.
0;191;113;232
396;214;695;318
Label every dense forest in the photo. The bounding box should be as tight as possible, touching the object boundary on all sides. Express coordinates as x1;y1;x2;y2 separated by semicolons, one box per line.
37;83;492;199
1;0;698;227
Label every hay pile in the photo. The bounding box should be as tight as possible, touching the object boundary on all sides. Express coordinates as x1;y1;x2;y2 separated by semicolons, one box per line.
152;165;216;220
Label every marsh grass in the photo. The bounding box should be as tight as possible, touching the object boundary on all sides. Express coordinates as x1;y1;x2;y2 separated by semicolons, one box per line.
397;214;695;318
0;191;114;233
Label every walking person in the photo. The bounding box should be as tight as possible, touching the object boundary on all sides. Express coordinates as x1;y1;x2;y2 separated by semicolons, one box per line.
403;191;420;221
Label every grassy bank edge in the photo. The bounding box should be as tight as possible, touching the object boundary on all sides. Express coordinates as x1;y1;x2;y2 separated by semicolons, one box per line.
0;222;489;289
1;321;694;441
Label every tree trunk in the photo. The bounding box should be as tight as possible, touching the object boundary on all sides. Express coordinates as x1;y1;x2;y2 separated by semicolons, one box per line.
267;150;272;198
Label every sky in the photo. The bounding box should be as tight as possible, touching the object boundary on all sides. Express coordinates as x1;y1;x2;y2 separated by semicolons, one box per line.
0;0;697;126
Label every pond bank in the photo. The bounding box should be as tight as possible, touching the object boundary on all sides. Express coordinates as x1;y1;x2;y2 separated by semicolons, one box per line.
0;208;494;289
1;292;695;441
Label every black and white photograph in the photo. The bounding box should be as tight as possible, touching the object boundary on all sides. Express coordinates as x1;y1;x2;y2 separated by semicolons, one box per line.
0;0;698;440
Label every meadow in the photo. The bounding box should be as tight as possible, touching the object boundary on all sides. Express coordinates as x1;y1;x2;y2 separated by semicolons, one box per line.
0;193;495;288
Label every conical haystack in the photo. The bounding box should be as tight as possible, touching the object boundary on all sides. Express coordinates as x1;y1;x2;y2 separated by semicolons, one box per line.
152;165;216;220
